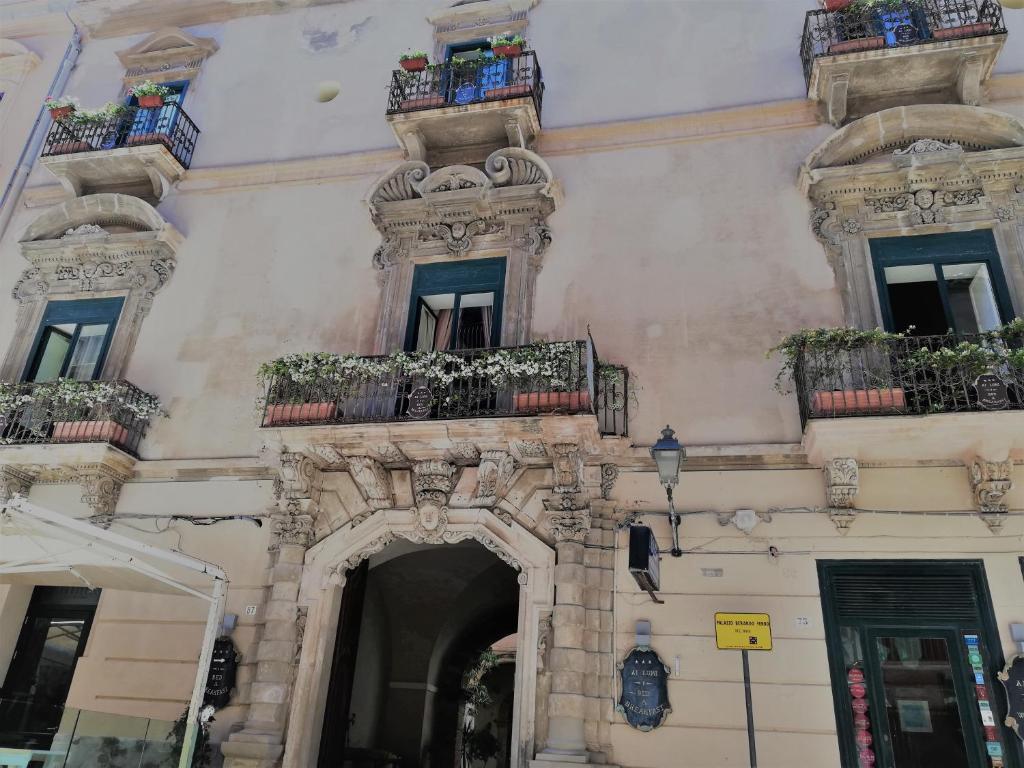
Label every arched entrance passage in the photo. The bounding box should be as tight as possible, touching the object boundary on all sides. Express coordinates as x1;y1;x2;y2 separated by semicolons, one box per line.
282;509;555;768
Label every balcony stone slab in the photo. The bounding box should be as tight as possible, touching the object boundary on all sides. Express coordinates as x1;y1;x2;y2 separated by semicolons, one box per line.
803;410;1024;466
39;142;187;203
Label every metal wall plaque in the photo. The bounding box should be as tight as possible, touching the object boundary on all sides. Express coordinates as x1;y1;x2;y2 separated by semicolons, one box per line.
616;646;671;731
998;655;1024;741
406;386;433;419
975;374;1009;410
893;24;918;44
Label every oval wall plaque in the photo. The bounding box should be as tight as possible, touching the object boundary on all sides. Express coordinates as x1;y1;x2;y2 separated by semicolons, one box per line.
975;374;1009;411
406;386;433;419
616;646;671;731
998;655;1024;741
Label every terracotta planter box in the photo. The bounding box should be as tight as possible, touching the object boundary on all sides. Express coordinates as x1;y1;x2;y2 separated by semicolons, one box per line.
484;84;532;99
811;387;906;416
264;402;336;426
932;22;992;40
514;390;591;413
821;0;854;10
829;36;886;54
126;132;173;149
399;95;444;110
400;57;428;72
53;420;130;445
492;44;522;57
49;140;92;155
138;94;166;108
48;105;75;120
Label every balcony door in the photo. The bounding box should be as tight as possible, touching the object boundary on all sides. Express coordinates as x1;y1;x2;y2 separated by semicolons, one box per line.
870;231;1013;336
126;80;188;140
23;298;124;382
0;587;99;750
406;258;505;352
446;41;508;105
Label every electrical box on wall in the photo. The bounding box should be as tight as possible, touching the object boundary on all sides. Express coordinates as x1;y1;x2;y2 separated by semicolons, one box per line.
629;525;660;593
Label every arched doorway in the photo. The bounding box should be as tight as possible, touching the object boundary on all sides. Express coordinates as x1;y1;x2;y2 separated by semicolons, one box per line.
320;540;520;767
282;509;555;768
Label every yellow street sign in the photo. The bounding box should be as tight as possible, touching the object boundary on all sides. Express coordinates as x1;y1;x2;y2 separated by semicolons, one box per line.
714;612;773;651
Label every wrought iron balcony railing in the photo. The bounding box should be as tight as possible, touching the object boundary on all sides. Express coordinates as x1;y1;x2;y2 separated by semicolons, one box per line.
41;102;199;168
259;339;628;436
800;0;1006;85
0;380;156;456
793;333;1024;426
386;51;544;120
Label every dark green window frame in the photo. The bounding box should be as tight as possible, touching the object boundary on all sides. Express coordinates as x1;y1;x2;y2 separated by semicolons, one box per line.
23;297;124;382
819;559;1021;768
405;258;506;352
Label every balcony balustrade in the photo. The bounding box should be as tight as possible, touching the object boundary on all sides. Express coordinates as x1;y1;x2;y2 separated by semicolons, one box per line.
0;380;156;456
384;51;544;165
793;333;1024;426
39;103;199;201
259;339;629;437
800;0;1007;124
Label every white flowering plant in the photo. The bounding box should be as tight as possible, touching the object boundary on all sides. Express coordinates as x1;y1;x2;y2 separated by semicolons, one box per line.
258;343;590;408
0;379;164;423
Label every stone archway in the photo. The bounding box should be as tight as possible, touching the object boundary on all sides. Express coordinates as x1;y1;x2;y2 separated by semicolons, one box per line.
281;508;555;768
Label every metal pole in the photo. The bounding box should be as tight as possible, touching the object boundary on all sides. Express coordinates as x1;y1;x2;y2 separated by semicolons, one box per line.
667;486;682;557
177;577;226;768
742;649;757;768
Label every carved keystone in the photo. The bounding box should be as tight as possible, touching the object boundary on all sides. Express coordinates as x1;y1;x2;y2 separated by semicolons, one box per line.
473;451;516;507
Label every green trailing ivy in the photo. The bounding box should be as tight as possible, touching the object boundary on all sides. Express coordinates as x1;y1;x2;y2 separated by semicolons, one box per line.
0;379;164;423
768;327;903;393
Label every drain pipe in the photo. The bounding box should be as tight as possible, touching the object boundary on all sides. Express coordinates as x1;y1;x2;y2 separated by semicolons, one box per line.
0;14;81;244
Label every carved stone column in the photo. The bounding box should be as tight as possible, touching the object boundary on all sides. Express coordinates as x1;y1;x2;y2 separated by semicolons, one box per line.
222;453;319;768
536;497;591;761
823;458;859;533
79;464;129;528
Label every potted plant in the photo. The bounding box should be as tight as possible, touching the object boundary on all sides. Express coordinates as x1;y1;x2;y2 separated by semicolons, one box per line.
770;328;907;416
128;80;172;108
44;95;78;121
399;50;429;72
488;33;526;58
398;63;445;110
258;353;341;426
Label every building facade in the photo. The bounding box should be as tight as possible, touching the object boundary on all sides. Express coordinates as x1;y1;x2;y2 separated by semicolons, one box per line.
0;0;1023;767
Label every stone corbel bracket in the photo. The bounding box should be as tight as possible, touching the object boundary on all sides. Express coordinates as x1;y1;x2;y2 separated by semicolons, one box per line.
823;458;859;534
968;457;1014;534
717;508;773;535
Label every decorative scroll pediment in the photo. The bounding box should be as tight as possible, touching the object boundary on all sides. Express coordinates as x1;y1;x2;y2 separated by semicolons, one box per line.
116;26;218;80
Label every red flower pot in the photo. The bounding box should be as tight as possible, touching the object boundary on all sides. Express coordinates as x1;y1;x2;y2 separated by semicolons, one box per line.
932;22;992;40
492;44;522;57
138;94;165;108
829;36;886;54
399;95;444;110
514;390;591;413
400;57;428;72
810;387;906;416
484;84;532;100
821;0;855;10
48;105;75;120
264;402;337;426
53;420;130;446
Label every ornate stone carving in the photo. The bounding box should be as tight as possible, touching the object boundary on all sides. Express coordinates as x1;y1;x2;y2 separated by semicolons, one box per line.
516;220;552;259
80;466;128;526
866;188;984;225
536;610;553;672
412;460;456;543
61;223;108;237
600;464;619;501
473;451;516;506
372;443;407;465
485;147;554;188
278;452;317;500
448;442;480;464
12;268;49;304
308;444;346;467
368;161;430;204
348;457;393;510
426;219;503;256
493;508;514;526
550;443;583;495
511;440;547;460
893;139;963;157
271;510;315;549
547;506;591;543
421;164;490;194
717;508;772;534
810;203;842;248
824;458;859;534
995;204;1017;222
478;535;526;581
335;532;396;579
0;466;34;503
969;458;1013;533
293;606;308;664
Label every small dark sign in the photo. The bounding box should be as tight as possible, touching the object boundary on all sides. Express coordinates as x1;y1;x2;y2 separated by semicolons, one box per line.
998;655;1024;741
893;24;918;44
628;525;660;593
975;374;1009;411
617;646;671;731
204;636;239;710
406;386;433;419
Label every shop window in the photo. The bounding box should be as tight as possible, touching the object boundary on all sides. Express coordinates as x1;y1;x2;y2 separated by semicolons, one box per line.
870;231;1013;335
24;298;124;382
406;258;505;352
819;561;1015;768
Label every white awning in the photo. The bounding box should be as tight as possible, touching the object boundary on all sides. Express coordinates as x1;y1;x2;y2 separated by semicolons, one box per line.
0;497;227;768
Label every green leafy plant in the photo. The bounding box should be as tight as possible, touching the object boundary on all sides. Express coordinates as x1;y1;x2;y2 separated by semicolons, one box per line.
128;80;172;99
768;327;902;393
488;32;526;48
44;95;78;110
905;341;1001;379
450;55;467;66
167;709;212;768
0;380;164;432
399;50;429;61
847;0;923;12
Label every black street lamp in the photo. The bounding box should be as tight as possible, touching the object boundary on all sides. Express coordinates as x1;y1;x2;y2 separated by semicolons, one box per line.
650;425;685;557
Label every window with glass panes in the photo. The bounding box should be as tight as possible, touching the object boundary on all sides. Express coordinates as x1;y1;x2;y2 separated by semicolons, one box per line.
24;298;124;382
